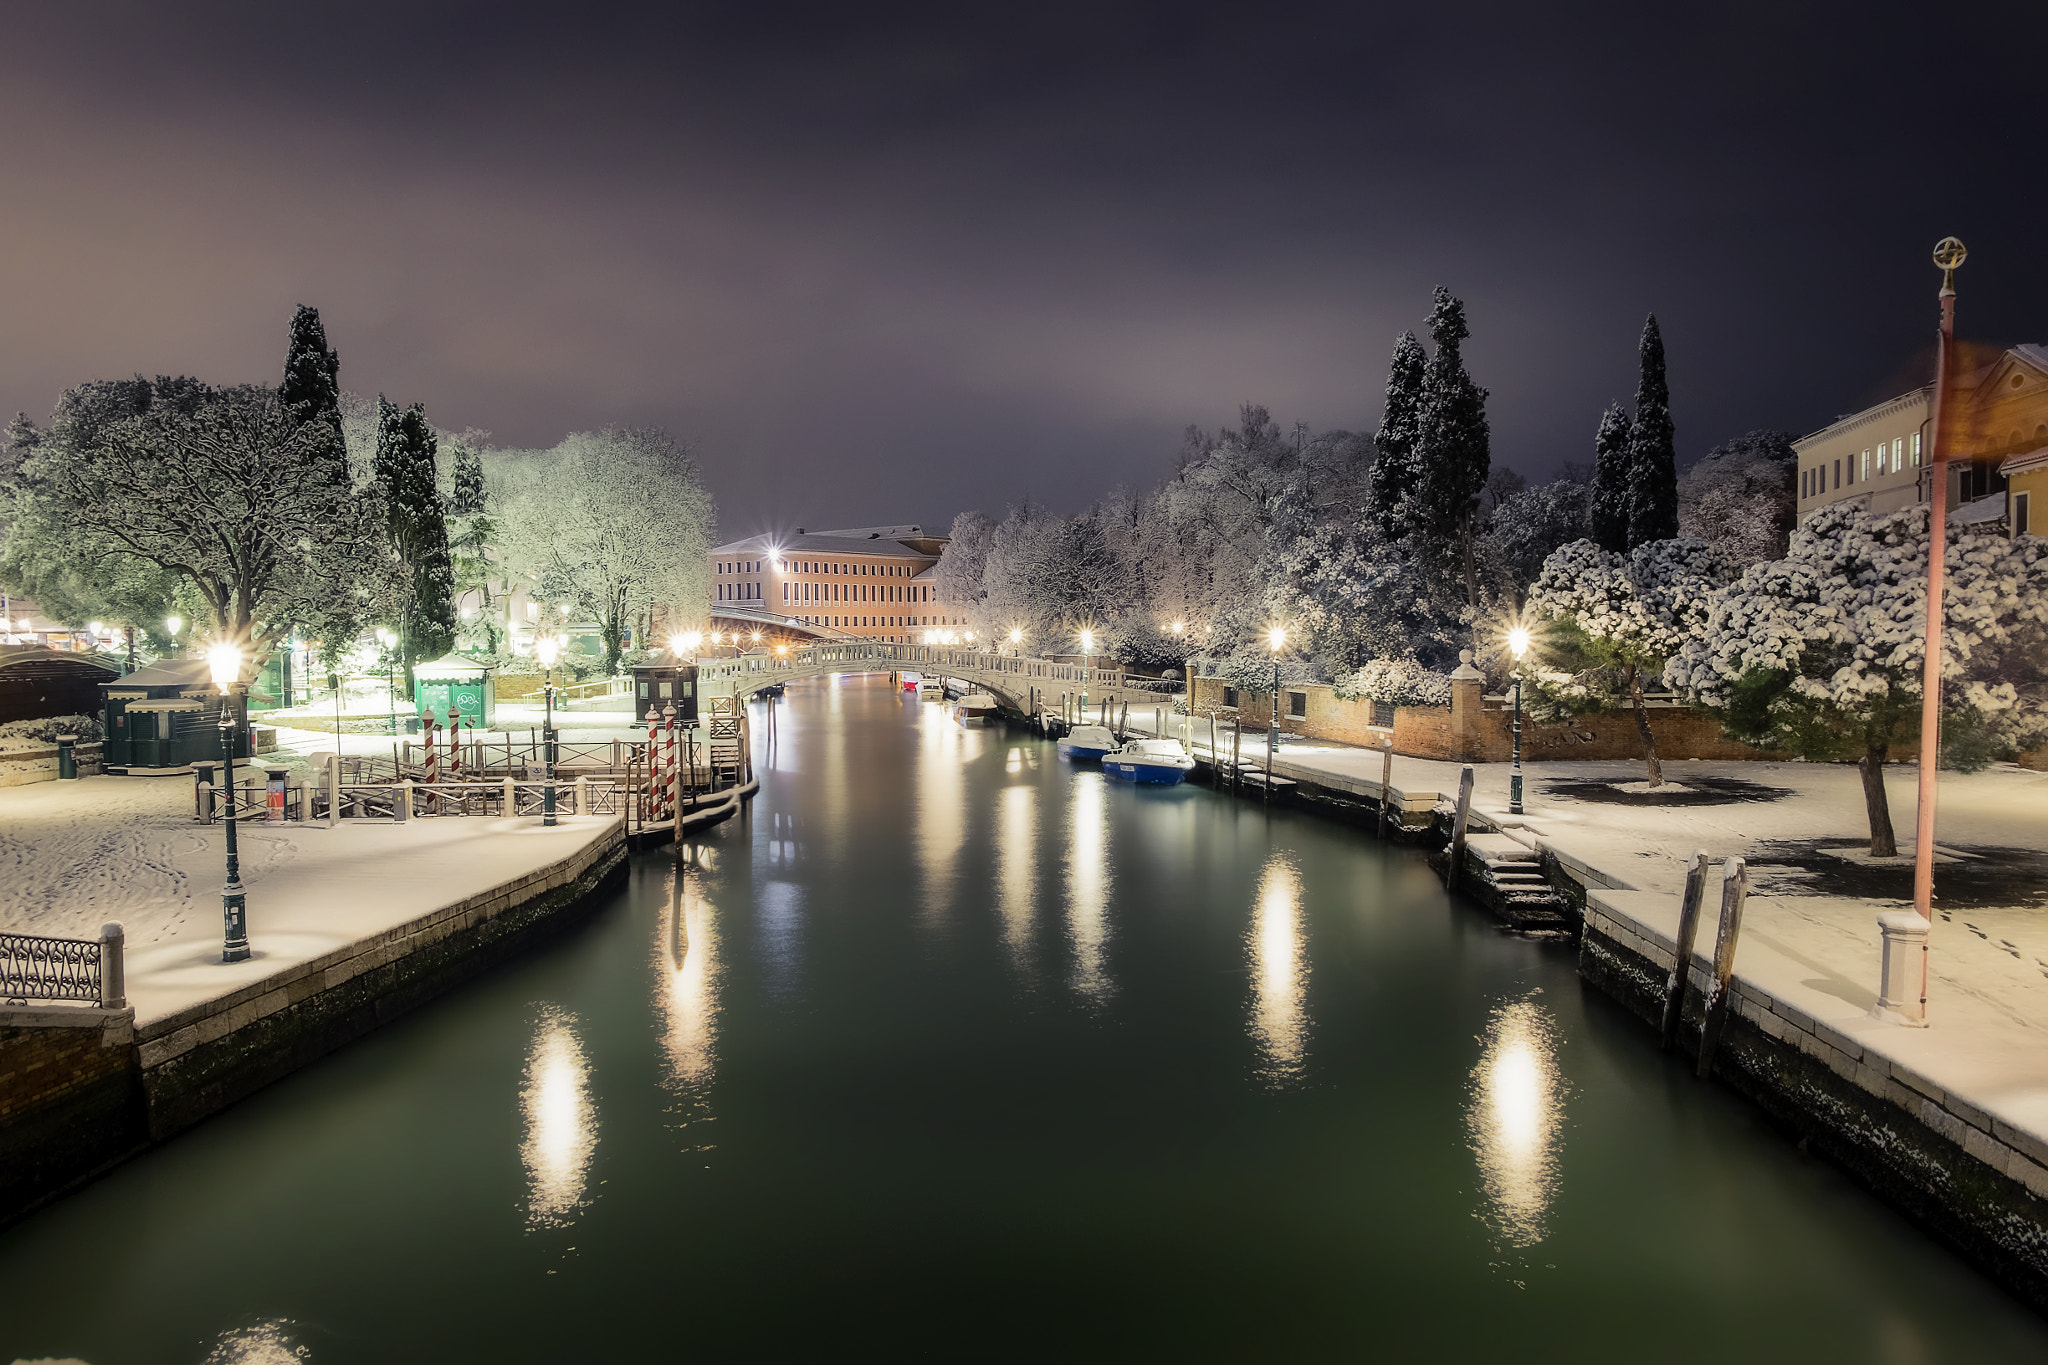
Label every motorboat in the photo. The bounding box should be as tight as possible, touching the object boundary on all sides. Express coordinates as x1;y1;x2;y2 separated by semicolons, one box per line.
1102;738;1196;785
1056;724;1118;762
953;692;1000;726
918;678;945;700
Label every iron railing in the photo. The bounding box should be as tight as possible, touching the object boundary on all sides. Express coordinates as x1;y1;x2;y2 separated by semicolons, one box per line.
1;930;103;1005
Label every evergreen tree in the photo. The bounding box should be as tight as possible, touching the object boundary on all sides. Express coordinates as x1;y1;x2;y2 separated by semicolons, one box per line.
1625;314;1678;548
279;305;348;489
1589;401;1632;552
449;433;488;517
374;396;456;696
1366;331;1426;540
1407;287;1491;611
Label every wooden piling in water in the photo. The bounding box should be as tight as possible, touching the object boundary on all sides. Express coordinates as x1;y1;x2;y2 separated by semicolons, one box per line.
1377;739;1393;840
1660;851;1711;1052
1695;857;1750;1079
1445;765;1474;891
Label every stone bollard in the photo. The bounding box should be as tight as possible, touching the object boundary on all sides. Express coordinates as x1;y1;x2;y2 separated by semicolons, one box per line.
194;762;219;820
396;779;412;823
56;734;79;779
503;775;517;816
575;775;589;817
99;920;126;1009
1875;911;1931;1026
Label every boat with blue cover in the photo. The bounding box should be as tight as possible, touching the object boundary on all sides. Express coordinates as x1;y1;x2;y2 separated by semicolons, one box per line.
1102;737;1196;785
1056;724;1118;762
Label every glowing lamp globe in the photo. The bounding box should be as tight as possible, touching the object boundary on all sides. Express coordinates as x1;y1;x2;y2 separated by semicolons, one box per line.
1268;626;1286;653
1009;628;1022;644
534;635;561;669
1508;626;1531;660
165;614;183;637
207;643;241;695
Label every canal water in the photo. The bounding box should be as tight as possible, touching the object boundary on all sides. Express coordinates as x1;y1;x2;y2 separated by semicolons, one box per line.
4;674;2045;1363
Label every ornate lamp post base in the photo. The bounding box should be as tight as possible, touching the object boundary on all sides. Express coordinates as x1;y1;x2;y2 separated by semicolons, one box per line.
222;881;250;962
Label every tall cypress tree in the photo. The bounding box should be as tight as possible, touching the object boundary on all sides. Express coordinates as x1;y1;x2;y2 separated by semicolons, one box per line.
279;305;348;490
449;435;487;518
1589;401;1633;552
1409;287;1491;610
1367;331;1427;541
1626;313;1678;548
375;396;457;696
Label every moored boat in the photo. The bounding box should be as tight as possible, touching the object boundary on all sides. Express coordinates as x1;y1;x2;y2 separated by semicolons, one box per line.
953;692;1000;726
1102;738;1196;785
1056;724;1118;762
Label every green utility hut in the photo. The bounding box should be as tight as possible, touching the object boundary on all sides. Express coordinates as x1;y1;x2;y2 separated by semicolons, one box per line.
629;660;698;726
414;652;496;728
101;656;246;774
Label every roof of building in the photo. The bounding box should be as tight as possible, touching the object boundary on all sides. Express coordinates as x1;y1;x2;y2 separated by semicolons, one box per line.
1794;386;1930;449
711;530;942;559
1999;445;2048;478
0;646;121;678
101;655;215;691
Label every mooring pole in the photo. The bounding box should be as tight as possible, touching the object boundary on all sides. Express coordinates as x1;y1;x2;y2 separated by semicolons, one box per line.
1660;851;1711;1051
1378;738;1394;840
1445;764;1474;892
1696;858;1751;1079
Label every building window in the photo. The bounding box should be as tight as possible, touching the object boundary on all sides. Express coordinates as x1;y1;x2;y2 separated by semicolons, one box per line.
1223;686;1239;708
2018;492;2032;538
1371;700;1395;728
1912;432;1923;466
1834;458;1841;489
1287;690;1307;718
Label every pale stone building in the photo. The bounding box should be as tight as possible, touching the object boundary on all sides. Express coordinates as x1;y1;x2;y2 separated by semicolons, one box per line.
709;524;969;640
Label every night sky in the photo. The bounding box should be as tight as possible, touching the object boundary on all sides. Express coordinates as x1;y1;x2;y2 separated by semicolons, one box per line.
3;2;2044;537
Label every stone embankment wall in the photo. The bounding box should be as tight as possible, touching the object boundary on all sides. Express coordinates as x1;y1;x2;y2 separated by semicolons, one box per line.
0;742;105;787
0;822;627;1226
1191;676;1784;764
1580;896;2048;1312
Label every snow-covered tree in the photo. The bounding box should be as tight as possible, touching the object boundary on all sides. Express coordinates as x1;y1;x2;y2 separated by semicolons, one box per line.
279;305;349;494
448;430;488;517
1367;331;1427;541
1332;657;1453;707
1590;402;1632;553
1679;430;1796;568
1406;288;1492;612
1666;504;2048;854
497;426;714;675
1485;475;1592;600
1529;536;1732;785
443;430;499;651
373;398;457;695
1626;315;1679;549
0;378;389;658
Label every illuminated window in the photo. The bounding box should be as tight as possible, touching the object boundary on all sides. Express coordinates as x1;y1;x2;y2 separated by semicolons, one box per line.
1912;432;1923;466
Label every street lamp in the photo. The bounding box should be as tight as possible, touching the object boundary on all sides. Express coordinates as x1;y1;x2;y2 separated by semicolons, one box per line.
1078;629;1094;719
1009;627;1022;657
1267;627;1286;796
534;632;561;826
376;627;399;734
208;642;250;963
1507;626;1530;815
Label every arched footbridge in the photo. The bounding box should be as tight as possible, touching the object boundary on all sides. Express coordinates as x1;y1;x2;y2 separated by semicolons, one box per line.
693;640;1180;717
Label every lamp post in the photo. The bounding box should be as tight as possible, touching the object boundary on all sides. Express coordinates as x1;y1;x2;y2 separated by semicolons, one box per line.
376;627;399;734
1507;626;1530;815
535;633;561;826
209;643;250;963
1911;236;1967;1019
1266;627;1286;800
1079;629;1094;719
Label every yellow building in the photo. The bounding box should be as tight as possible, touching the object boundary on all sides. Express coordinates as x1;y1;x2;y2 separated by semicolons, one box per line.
1796;344;2048;536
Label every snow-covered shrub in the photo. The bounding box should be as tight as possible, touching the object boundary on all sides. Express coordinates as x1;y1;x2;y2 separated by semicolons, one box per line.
1333;658;1452;707
0;714;104;745
1201;653;1317;696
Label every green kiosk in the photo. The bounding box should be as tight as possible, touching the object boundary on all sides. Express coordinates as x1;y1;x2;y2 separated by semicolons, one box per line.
413;652;497;729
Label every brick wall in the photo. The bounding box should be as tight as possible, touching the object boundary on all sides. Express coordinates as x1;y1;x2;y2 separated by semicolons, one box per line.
0;1008;146;1222
1191;676;1785;763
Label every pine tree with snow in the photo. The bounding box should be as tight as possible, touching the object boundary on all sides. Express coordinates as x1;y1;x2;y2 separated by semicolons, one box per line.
1367;331;1427;541
1666;503;2048;855
1528;536;1731;785
1408;288;1491;612
279;305;349;491
1589;402;1632;553
1626;315;1678;549
374;397;457;696
448;433;488;518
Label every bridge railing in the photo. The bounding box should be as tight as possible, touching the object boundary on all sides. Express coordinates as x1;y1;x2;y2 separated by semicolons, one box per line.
689;640;1184;707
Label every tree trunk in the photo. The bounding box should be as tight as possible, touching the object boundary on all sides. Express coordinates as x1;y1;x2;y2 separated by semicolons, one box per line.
1628;663;1663;786
1861;741;1897;857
